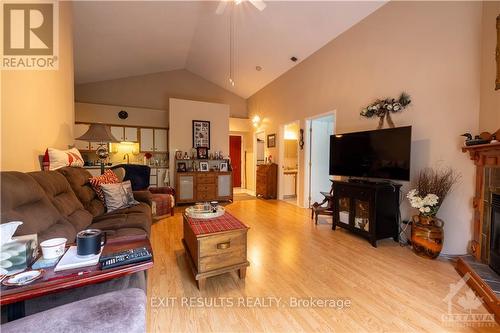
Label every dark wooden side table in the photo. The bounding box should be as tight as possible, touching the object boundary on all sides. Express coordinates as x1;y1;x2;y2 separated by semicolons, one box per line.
0;235;153;320
311;191;334;224
182;212;249;290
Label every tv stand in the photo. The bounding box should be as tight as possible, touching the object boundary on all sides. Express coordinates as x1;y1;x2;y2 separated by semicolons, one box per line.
331;180;401;247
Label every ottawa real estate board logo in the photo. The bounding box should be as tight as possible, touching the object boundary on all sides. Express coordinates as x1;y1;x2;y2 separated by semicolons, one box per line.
2;1;58;69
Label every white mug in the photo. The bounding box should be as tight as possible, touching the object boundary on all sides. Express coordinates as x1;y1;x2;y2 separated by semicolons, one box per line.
40;238;67;259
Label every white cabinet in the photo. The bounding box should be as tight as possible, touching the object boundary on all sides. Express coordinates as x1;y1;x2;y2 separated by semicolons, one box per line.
74;124;90;151
111;126;137;142
157;168;168;187
124;127;138;142
154;129;168;152
111;126;124;142
140;128;167;152
140;128;154;152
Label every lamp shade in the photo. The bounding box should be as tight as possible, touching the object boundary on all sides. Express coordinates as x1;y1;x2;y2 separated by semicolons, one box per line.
76;123;119;143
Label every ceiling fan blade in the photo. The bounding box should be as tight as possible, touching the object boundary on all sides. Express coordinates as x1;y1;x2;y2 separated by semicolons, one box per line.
249;0;266;11
215;1;228;15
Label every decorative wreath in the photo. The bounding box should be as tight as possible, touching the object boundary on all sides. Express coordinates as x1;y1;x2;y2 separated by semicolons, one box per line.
360;92;411;128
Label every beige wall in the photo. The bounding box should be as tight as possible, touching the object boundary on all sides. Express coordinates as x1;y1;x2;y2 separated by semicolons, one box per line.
248;1;482;255
75;102;168;128
479;1;500;130
169;98;230;186
1;2;74;171
75;69;248;119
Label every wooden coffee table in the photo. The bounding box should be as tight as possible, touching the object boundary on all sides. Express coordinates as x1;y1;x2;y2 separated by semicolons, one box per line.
0;235;153;319
182;212;249;290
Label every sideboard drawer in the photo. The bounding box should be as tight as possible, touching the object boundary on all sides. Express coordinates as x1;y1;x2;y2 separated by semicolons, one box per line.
197;184;216;192
197;174;216;184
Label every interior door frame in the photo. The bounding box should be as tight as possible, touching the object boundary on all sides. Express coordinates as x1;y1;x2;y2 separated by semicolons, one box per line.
229;134;245;188
304;110;336;208
278;120;300;205
253;130;265;195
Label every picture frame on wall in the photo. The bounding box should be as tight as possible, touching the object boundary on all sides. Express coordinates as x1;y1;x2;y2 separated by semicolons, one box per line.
267;134;276;148
192;120;211;149
197;147;208;159
199;161;209;172
220;162;228;172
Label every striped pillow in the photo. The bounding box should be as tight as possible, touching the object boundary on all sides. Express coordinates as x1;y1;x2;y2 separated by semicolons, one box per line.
89;170;119;202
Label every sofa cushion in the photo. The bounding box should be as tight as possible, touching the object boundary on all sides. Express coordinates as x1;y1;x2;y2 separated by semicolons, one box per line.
29;171;93;232
89;169;120;203
57;167;105;217
90;202;151;235
101;181;140;212
0;172;77;242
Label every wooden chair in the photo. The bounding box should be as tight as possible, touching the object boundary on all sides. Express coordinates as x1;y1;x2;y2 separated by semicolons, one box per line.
311;187;334;225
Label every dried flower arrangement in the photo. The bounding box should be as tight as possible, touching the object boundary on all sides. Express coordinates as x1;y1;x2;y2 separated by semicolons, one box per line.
360;92;412;129
406;167;460;217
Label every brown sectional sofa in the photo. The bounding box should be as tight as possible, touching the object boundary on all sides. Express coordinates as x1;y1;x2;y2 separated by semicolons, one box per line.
1;166;152;242
0;167;152;319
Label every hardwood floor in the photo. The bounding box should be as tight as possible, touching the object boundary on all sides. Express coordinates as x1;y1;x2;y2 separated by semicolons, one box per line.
147;199;498;332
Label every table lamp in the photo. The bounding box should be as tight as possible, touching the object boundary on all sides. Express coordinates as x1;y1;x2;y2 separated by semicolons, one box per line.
76;123;119;174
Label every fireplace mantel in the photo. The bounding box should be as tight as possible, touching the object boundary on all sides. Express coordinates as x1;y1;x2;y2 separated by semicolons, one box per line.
462;141;500;260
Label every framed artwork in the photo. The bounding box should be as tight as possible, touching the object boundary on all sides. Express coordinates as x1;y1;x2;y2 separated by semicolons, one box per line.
197;147;208;159
192;120;211;148
199;161;209;172
175;151;183;160
177;162;186;172
220;162;228;172
267;134;276;148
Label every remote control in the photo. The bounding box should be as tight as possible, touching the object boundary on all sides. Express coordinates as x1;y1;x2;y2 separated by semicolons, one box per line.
100;247;152;270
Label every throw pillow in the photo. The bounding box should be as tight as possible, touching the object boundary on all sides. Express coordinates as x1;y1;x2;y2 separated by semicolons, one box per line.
43;147;84;170
100;180;140;212
89;170;119;202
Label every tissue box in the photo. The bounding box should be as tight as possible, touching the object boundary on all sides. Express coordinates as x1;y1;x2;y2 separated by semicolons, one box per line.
0;234;38;275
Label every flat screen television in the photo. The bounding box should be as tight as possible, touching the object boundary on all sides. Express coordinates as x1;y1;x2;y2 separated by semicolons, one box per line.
329;126;411;181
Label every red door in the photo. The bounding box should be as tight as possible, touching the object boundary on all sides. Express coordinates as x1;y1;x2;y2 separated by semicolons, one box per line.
229;135;242;187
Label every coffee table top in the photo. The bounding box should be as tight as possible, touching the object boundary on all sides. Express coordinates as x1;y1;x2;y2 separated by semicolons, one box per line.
184;212;248;236
0;235;153;306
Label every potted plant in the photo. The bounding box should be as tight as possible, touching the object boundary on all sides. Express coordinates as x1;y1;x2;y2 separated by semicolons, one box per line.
406;168;460;259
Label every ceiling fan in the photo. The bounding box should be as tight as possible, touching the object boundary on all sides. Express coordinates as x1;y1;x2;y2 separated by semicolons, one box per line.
216;0;266;15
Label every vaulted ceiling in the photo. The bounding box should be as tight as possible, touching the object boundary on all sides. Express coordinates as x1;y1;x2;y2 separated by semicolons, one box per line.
73;1;386;98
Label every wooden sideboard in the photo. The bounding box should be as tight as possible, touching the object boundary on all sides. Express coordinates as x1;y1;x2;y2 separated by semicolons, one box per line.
256;163;278;199
176;171;233;204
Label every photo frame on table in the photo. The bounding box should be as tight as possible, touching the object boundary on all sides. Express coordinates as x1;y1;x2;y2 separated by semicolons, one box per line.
267;134;276;148
175;151;183;160
219;162;228;172
197;147;208;159
193;120;211;149
177;162;187;172
199;161;209;172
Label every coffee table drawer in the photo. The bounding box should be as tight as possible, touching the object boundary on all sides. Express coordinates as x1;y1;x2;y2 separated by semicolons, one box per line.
199;248;246;271
199;231;246;258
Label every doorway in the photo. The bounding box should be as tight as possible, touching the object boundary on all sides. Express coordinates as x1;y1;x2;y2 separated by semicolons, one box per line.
305;113;335;208
229;135;242;187
279;121;300;205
